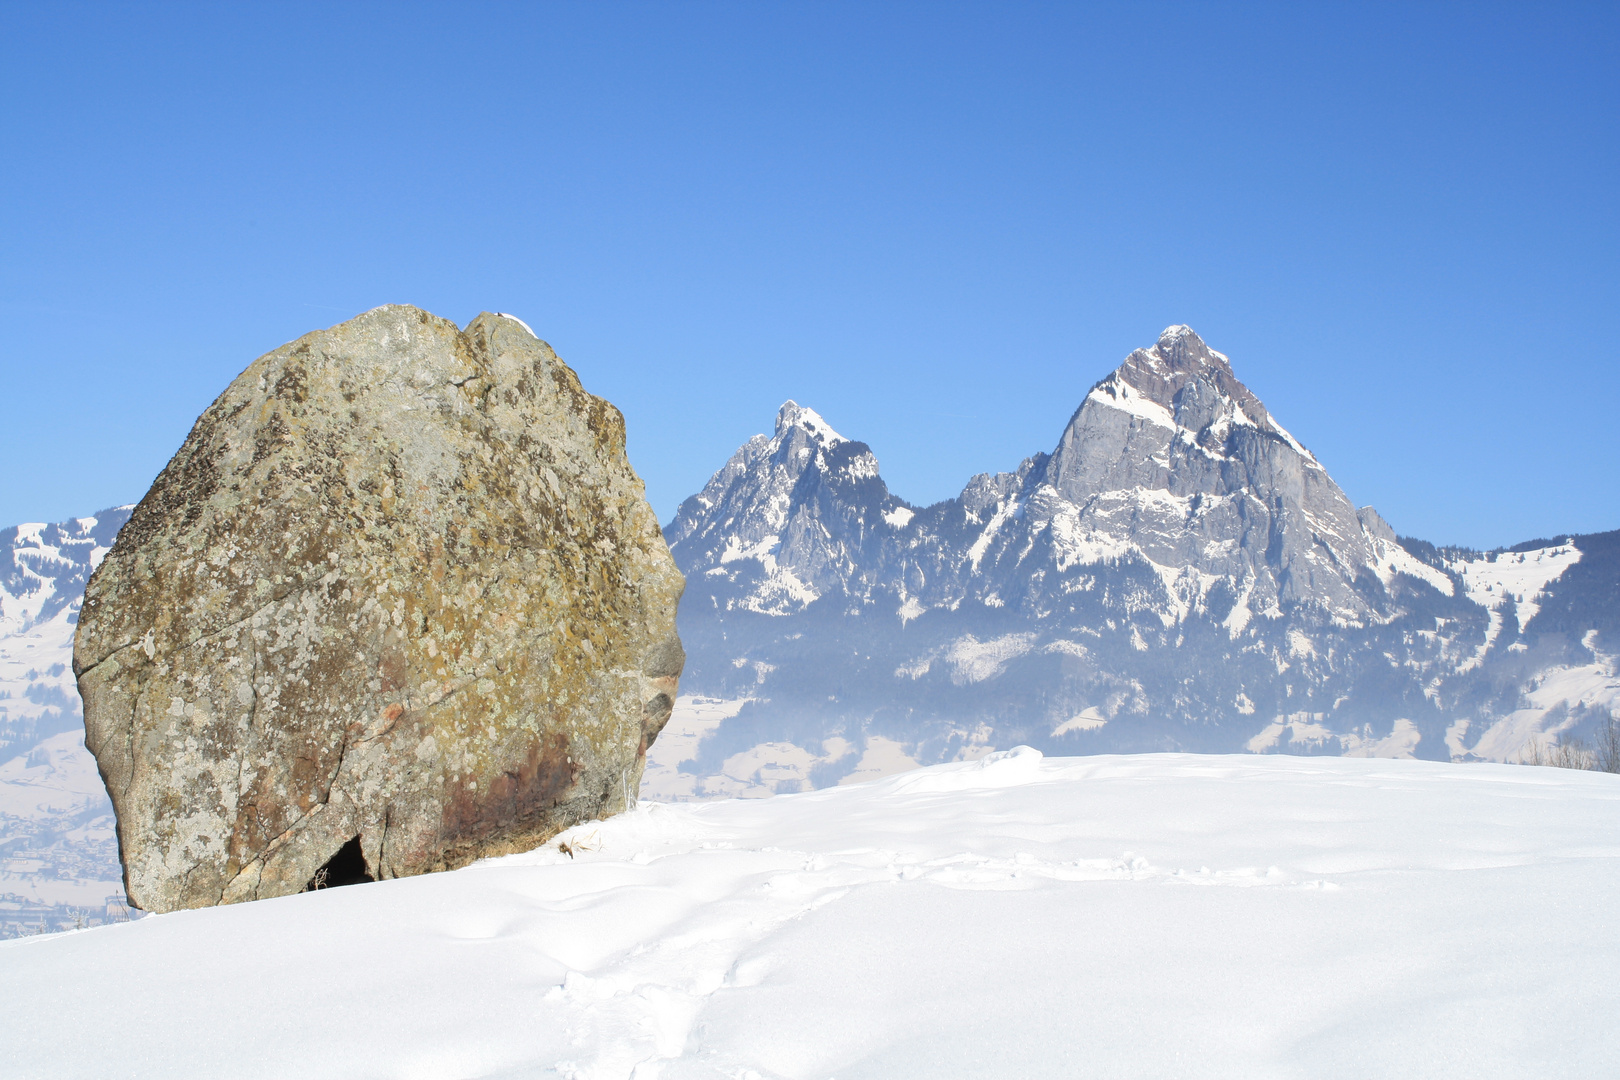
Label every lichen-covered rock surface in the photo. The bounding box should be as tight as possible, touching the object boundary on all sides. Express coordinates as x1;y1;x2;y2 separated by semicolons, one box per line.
75;305;684;913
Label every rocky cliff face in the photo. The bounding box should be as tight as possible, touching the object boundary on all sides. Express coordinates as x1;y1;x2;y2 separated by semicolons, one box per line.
1026;326;1414;622
658;326;1617;797
76;305;684;912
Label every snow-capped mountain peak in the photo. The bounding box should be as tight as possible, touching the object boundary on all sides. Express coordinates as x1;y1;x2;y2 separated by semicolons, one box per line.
661;325;1615;784
1121;324;1270;426
774;399;845;447
1010;326;1403;624
666;402;906;616
1087;324;1280;444
674;329;1420;631
1;507;132;760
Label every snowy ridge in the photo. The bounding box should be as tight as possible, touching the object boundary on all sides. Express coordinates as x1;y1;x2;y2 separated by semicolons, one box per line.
773;399;845;447
1083;372;1178;430
673;325;1415;630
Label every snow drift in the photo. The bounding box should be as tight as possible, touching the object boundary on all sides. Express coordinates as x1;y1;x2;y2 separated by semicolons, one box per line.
2;751;1616;1078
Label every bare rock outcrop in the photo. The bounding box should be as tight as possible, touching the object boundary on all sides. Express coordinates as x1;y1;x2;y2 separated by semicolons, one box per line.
75;305;684;913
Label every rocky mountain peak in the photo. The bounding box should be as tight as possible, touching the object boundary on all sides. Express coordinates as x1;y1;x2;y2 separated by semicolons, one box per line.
775;400;845;447
1113;324;1272;432
674;326;1447;634
1357;505;1399;544
1030;326;1416;621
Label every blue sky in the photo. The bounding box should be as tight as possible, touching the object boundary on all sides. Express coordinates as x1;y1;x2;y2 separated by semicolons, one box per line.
2;1;1615;548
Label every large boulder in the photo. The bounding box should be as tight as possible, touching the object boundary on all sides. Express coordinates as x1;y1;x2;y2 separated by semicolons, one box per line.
75;305;684;913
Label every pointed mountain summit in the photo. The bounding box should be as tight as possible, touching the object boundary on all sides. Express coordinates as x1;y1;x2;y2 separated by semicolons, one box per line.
1113;325;1274;428
1007;324;1443;625
666;400;910;615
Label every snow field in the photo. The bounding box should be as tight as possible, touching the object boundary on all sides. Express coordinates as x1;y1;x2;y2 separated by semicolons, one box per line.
0;585;84;747
644;697;932;799
2;749;1618;1079
0;731;122;908
1449;544;1581;628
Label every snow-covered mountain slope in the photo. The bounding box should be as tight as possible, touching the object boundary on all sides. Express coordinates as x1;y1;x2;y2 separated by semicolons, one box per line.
665;327;1618;781
0;508;131;760
0;508;133;934
4;752;1616;1078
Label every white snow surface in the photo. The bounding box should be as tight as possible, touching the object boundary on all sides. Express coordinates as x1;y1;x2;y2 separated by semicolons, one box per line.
3;751;1617;1079
1085;374;1178;430
1447;543;1581;630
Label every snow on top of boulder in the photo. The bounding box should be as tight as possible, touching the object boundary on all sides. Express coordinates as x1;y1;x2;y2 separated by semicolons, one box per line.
493;312;538;338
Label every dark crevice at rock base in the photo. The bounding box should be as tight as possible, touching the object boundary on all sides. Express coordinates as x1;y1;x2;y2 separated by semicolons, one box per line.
304;836;374;891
